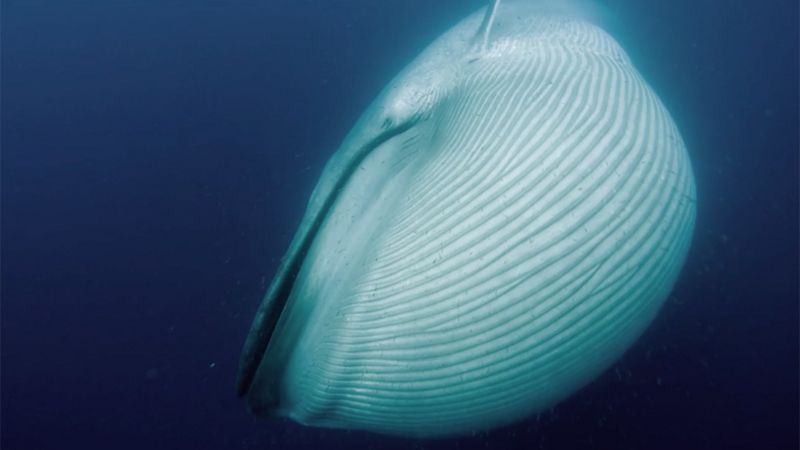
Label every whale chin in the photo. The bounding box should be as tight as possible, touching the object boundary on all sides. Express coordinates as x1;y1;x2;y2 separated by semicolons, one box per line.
238;3;696;438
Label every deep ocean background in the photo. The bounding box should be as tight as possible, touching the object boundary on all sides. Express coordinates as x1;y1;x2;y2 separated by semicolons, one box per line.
2;1;798;449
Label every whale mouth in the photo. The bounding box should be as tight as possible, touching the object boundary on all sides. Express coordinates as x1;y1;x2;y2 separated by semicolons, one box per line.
235;121;417;399
232;3;697;436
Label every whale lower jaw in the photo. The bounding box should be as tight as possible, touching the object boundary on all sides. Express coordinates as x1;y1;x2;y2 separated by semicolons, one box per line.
242;12;696;438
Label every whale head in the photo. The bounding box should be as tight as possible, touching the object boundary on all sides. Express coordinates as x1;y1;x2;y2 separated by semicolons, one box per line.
237;1;696;437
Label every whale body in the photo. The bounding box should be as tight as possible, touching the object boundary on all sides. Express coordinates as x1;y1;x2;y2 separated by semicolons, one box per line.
237;1;696;437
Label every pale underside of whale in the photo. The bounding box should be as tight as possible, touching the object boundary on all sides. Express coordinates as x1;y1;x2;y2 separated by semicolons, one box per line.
237;0;696;438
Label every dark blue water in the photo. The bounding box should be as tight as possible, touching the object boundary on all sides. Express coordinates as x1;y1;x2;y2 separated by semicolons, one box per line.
3;1;797;449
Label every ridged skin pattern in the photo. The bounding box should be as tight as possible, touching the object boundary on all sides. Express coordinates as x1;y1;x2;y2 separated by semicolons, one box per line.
255;11;696;437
